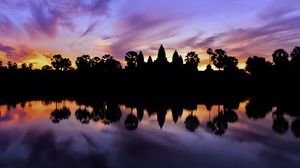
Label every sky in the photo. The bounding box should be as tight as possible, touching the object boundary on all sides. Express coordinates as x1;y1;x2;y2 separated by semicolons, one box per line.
1;0;300;69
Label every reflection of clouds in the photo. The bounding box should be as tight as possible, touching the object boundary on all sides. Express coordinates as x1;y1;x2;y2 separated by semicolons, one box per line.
0;99;300;168
258;150;299;168
0;128;107;168
0;109;26;122
225;125;300;167
0;129;15;151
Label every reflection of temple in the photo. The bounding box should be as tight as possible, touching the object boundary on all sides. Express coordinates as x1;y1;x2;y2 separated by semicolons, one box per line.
44;96;300;137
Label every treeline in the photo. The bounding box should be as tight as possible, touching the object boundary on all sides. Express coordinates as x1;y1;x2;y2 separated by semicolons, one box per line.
0;45;299;75
0;45;299;96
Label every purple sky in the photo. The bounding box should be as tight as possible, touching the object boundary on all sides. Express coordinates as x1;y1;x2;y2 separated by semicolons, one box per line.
0;0;300;69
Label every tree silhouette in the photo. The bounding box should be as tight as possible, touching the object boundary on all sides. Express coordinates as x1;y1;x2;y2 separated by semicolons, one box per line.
290;47;300;71
102;55;122;72
51;54;72;71
272;49;289;67
125;51;138;70
76;55;92;71
246;56;272;76
91;56;102;71
7;61;17;70
51;54;63;71
206;48;213;65
42;65;53;71
208;48;227;70
20;63;33;70
185;52;200;71
21;63;27;70
28;63;33;70
291;47;300;62
155;44;168;64
61;58;72;71
223;56;238;72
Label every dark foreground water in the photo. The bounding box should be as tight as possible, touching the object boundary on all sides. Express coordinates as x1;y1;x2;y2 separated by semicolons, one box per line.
0;99;299;168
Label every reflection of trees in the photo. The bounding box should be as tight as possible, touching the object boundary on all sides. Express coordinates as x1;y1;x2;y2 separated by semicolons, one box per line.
246;98;273;119
272;111;289;134
124;108;138;131
50;102;71;123
105;102;122;124
90;105;103;122
224;109;238;123
206;105;238;136
206;104;216;132
75;101;122;125
184;110;199;132
213;107;228;136
291;119;300;138
75;108;91;124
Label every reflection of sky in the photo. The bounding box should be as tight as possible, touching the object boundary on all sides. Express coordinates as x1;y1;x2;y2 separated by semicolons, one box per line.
0;100;300;168
1;0;300;70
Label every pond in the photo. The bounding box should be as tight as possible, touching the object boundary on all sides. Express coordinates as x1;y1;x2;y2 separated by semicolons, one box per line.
0;98;299;168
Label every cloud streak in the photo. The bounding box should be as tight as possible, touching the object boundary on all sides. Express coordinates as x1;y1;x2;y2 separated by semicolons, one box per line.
0;43;16;57
1;0;112;39
1;0;300;67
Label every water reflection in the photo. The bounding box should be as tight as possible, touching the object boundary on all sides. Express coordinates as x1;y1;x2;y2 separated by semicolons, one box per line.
0;96;300;167
291;119;300;137
0;97;300;137
50;102;71;123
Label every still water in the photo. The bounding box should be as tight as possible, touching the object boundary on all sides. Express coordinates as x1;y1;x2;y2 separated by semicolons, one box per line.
0;98;299;168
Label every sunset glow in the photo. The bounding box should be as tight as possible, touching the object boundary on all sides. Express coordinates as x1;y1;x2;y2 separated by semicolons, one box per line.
1;0;300;69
